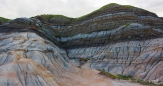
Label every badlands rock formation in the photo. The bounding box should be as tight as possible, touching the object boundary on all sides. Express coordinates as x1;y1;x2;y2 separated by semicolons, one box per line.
48;3;163;82
0;17;115;86
0;29;70;85
1;3;163;85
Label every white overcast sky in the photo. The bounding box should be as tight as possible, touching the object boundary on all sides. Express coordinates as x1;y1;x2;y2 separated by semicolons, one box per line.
0;0;163;19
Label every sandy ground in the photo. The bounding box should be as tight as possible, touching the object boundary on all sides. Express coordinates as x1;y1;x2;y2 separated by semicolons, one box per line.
58;67;113;86
58;63;147;86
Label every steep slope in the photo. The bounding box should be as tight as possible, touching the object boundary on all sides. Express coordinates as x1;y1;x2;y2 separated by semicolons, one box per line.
35;3;163;82
0;18;71;85
54;3;162;37
0;17;117;86
1;3;163;85
63;4;163;82
58;3;163;48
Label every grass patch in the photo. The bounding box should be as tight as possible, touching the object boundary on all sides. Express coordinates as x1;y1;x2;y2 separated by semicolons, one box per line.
73;3;120;22
117;74;133;80
99;69;118;79
73;3;137;22
0;17;12;24
36;14;71;19
99;70;163;86
35;14;72;22
35;3;137;23
50;15;71;20
124;5;135;8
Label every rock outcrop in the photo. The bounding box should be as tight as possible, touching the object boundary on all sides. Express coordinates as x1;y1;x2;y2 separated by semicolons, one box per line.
47;3;163;82
1;3;163;85
0;18;71;86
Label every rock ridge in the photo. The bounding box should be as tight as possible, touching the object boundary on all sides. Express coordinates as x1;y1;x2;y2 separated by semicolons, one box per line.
1;3;163;85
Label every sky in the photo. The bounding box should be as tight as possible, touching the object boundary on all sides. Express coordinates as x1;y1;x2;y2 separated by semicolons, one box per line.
0;0;163;19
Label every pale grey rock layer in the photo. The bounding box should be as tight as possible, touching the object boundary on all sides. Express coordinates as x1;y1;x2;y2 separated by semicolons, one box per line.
0;32;70;86
67;38;163;81
60;23;148;42
1;6;163;85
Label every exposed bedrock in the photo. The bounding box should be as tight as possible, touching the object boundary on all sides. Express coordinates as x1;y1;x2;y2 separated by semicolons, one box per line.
67;38;163;81
42;4;163;82
0;32;70;86
59;23;163;48
36;3;163;82
1;3;163;85
51;5;163;37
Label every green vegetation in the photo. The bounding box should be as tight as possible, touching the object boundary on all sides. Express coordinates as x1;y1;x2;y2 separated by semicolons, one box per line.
73;3;137;22
117;74;133;80
124;5;135;8
74;3;120;22
35;3;137;23
35;14;72;22
99;70;163;86
99;69;118;79
50;15;71;20
0;17;12;24
36;14;52;19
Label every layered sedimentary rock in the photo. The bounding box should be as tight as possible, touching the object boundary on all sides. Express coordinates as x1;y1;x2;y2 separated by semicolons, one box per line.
0;18;114;86
0;18;71;86
45;3;163;82
67;38;163;80
1;3;163;85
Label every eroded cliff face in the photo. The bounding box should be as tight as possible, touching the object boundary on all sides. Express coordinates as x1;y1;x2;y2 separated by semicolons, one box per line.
0;31;71;86
0;17;116;86
45;3;163;82
1;3;163;85
0;17;72;86
67;38;163;80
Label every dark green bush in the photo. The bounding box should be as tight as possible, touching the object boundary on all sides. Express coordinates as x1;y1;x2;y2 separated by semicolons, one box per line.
117;74;133;80
98;69;163;86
